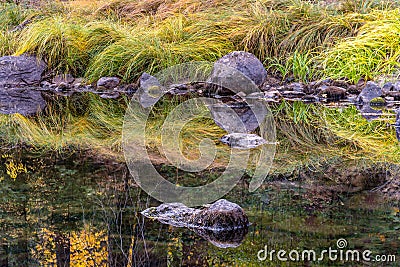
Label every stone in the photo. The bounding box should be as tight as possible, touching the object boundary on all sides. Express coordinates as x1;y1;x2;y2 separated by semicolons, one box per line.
319;86;346;101
190;199;249;231
285;82;305;92
97;76;120;90
281;91;306;98
356;81;382;104
369;97;386;106
0;87;46;115
264;90;281;100
302;95;319;102
0;55;46;86
347;85;361;94
382;82;394;93
141;199;249;248
387;91;400;101
210;51;267;88
220;133;268;149
52;74;75;85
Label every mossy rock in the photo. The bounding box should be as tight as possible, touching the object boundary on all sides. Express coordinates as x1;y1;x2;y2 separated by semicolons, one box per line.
369;97;387;107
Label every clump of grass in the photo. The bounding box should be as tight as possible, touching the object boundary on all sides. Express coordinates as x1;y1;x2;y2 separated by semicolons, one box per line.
95;0;238;21
0;2;35;31
15;16;90;76
86;15;232;82
0;31;18;56
323;11;400;82
268;51;316;82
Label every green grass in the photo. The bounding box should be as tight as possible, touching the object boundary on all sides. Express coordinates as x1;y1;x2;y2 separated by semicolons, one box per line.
5;0;400;81
323;11;400;82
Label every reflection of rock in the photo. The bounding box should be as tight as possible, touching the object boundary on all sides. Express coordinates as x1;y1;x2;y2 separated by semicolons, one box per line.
209;102;263;133
395;109;400;141
209;98;268;133
137;72;165;108
356;104;383;121
192;225;248;248
211;51;267;87
141;199;249;248
0;87;46;115
220;133;268;149
356;81;382;104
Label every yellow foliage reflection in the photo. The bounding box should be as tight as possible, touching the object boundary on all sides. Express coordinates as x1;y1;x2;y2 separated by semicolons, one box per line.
33;224;108;266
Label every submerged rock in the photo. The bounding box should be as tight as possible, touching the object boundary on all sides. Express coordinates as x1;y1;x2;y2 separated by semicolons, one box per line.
356;81;383;104
0;55;46;86
141;199;249;248
220;133;268;149
210;51;267;88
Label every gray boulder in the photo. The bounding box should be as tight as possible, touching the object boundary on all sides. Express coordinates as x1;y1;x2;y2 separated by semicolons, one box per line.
0;55;46;86
141;199;249;248
210;51;267;89
356;81;382;104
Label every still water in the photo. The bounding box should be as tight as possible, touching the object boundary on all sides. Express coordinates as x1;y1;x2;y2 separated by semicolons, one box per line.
0;151;398;266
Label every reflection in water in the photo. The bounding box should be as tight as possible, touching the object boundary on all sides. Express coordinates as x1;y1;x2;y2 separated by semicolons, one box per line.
192;227;248;249
396;109;400;141
356;104;383;121
0;151;398;266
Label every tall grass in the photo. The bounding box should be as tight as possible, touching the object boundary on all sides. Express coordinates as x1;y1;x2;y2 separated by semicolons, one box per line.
323;11;400;82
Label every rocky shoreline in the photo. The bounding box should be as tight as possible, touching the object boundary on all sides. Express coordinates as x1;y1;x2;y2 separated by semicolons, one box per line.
1;51;400;142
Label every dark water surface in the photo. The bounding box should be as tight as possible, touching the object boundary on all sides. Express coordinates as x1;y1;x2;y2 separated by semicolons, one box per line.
0;151;398;266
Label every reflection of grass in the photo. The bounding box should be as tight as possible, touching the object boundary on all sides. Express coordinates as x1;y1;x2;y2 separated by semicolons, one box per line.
0;96;398;171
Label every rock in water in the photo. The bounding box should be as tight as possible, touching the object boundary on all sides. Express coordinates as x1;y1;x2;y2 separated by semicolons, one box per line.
0;55;46;86
220;133;268;149
141;199;249;248
210;51;267;88
190;199;249;231
97;76;120;90
356;81;383;104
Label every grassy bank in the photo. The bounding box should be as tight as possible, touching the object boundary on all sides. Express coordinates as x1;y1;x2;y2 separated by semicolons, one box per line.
1;0;400;170
1;0;400;82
